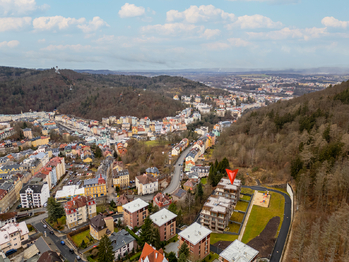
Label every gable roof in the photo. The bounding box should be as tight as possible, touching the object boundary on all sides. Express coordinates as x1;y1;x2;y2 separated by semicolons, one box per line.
139;243;167;262
109;229;136;251
136;174;157;185
37;251;63;262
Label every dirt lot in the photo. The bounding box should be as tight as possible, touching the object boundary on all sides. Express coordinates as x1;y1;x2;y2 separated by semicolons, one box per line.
247;216;280;259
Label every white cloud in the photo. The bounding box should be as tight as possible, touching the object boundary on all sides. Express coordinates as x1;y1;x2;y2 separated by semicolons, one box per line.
41;44;92;52
0;0;49;16
202;29;221;39
321;16;348;29
38;38;45;43
119;3;145;18
226;14;283;29
141;23;204;36
227;0;299;3
166;5;235;23
203;38;250;50
0;17;32;32
33;16;86;30
0;40;20;48
77;17;109;33
247;27;327;40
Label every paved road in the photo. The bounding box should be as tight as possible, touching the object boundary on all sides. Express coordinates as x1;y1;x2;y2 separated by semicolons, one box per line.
163;146;192;194
243;185;291;262
33;220;82;261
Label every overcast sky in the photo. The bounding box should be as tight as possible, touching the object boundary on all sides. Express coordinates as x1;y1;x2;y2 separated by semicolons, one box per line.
1;0;349;71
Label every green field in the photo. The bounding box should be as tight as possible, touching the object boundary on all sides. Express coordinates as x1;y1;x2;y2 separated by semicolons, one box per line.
235;201;249;212
202;253;219;262
211;233;238;245
230;212;244;223
227;222;240;234
242;191;285;244
241;195;251;201
71;229;93;247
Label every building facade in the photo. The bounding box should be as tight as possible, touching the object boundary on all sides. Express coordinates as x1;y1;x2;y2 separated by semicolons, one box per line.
0;222;29;254
113;169;130;189
122;198;149;228
135;174;158;195
83;174;107;197
215;178;242;206
150;209;177;242
64;195;96;229
89;214;114;240
20;182;49;208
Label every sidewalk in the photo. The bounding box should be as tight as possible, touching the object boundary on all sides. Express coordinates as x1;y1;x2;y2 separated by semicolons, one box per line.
238;190;256;241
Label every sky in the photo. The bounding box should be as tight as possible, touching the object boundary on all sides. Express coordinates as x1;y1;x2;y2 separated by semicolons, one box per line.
1;0;349;71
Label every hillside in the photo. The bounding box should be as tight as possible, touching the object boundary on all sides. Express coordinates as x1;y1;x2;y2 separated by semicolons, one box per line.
214;81;349;261
0;66;224;120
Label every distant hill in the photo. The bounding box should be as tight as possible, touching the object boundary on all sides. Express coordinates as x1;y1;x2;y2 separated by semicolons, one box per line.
0;66;224;120
214;80;349;261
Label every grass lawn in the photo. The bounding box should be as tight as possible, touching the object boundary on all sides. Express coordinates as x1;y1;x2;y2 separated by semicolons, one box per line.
96;205;106;214
242;191;285;244
71;229;93;247
201;178;207;185
241;188;254;195
226;222;240;234
130;251;142;261
210;233;238;245
240;195;251;201
235;201;249;212
230;212;244;223
202;253;219;262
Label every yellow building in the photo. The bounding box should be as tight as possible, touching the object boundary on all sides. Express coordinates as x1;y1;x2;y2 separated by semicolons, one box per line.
112;169;129;189
90;214;114;240
31;136;50;147
83;174;107;197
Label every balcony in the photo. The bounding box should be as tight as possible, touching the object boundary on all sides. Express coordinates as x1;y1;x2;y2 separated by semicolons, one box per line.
201;210;210;215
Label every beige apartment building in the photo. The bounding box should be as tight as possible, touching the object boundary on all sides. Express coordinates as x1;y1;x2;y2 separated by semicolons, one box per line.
122;198;149;228
112;169;129;189
150;208;177;241
0;222;29;253
200;196;233;233
215;178;242;206
178;222;212;261
64;195;96;229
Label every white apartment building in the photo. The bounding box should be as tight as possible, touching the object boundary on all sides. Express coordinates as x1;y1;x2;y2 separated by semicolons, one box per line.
135;174;158;195
19;182;49;208
0;222;29;253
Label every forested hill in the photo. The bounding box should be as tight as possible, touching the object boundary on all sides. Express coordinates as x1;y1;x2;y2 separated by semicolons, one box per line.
214;80;349;261
0;66;224;120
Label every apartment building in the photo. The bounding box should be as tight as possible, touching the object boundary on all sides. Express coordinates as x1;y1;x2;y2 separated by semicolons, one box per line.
0;222;29;254
113;169;130;189
83;174;107;197
200;196;233;233
150;209;177;242
20;182;49;208
219;240;259;262
135;174;158;196
178;222;212;261
90;214;114;240
122;198;149;228
64;195;97;229
0;212;17;227
215;178;242;206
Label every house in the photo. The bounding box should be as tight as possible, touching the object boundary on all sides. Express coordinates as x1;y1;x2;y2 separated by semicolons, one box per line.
171;188;187;202
115;193;134;213
135;174;158;196
83;174;107;197
89;214;114;240
37;251;64;262
113;169;130;189
215;178;242;206
200;196;233;233
0;212;17;227
122;198;149;228
139;243;168;262
150;209;177;242
183;179;198;192
145;167;160;177
110;229;137;259
153;193;172;209
20;181;49;208
64;195;97;229
219;240;259;262
178;222;211;261
23;128;33;139
190;166;210;178
0;222;29;254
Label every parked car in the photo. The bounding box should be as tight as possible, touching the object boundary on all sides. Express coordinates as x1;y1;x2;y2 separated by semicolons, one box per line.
69;249;74;254
43;224;47;228
72;228;76;231
50;231;54;235
76;256;81;260
61;241;65;245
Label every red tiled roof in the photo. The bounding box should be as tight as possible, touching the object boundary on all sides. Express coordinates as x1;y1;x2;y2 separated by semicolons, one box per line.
139;243;165;262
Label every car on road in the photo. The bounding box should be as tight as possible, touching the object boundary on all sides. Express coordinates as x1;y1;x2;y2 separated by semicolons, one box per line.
76;256;81;260
50;231;54;235
43;224;47;228
61;241;65;245
69;248;74;254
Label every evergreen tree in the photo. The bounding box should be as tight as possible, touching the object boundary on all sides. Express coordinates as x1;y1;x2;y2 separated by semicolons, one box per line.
177;210;183;226
97;235;115;262
95;146;102;158
178;253;187;262
47;197;65;223
151;227;161;249
196;183;204;200
178;242;189;259
110;199;116;208
167;252;178;262
168;203;177;214
139;216;153;246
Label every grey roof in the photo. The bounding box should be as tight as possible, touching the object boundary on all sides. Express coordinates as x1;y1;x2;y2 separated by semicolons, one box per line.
109;229;136;251
20;183;44;194
173;188;186;199
113;169;129;178
146;167;159;174
83;175;106;186
35;236;52;254
219;240;259;262
0;182;13;192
